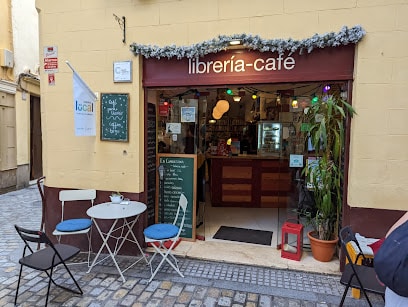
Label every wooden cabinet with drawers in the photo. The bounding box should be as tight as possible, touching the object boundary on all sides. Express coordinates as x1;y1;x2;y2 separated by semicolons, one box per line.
209;156;295;208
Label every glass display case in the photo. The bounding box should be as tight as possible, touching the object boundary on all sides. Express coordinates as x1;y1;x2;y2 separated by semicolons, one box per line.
257;121;282;156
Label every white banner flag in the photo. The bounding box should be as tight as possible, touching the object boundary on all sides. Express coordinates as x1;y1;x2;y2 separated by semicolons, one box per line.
70;64;97;136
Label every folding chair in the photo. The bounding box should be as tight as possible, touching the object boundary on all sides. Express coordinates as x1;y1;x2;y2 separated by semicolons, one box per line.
339;226;385;307
14;225;83;307
144;193;187;283
36;176;46;250
52;189;96;266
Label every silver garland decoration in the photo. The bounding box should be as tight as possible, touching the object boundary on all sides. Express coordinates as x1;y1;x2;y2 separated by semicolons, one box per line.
129;25;365;59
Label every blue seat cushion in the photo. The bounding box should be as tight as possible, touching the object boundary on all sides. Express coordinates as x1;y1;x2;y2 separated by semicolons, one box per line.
56;218;92;232
144;223;179;240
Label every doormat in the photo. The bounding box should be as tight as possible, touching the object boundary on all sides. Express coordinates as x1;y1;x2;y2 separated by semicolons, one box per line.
213;226;273;246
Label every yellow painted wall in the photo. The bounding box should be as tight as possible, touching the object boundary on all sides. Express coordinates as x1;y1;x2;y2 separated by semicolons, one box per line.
0;0;13;82
36;0;408;209
0;0;12;49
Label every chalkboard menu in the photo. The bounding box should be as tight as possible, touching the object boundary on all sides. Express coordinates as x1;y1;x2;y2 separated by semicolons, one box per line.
157;154;196;241
100;93;129;141
146;103;156;224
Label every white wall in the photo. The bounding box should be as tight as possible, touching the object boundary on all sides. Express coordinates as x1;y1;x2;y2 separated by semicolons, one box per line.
12;0;39;77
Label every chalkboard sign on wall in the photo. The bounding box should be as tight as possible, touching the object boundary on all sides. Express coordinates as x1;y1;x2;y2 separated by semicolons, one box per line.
101;93;129;141
157;154;196;241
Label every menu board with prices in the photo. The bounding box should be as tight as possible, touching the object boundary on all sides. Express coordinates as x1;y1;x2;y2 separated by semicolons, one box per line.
157;154;196;240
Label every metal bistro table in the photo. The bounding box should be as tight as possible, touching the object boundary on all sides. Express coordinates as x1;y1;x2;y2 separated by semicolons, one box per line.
86;201;149;282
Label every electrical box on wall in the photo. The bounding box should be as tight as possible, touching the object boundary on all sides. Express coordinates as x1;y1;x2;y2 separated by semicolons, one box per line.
0;49;14;68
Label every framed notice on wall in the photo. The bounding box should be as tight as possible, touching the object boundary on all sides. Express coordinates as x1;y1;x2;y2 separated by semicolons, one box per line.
113;60;132;83
100;93;129;142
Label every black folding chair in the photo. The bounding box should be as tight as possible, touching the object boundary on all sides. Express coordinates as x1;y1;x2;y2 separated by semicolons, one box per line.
14;225;83;307
36;176;46;250
339;226;385;307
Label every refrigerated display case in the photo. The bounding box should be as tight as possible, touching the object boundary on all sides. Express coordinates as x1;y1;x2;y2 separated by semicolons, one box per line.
257;121;282;156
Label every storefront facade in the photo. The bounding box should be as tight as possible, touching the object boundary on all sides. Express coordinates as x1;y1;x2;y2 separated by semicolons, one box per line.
36;1;407;249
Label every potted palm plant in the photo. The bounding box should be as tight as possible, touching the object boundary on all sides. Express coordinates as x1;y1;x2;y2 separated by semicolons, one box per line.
302;94;356;262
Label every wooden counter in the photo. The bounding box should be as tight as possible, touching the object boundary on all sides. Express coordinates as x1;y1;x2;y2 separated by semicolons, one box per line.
209;155;295;208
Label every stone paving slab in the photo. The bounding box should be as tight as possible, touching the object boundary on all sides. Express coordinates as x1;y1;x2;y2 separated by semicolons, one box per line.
0;185;385;306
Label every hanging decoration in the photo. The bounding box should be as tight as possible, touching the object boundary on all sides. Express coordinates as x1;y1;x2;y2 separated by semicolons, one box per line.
129;25;365;59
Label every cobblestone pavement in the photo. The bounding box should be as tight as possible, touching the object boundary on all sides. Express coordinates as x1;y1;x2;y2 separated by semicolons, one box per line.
0;185;384;306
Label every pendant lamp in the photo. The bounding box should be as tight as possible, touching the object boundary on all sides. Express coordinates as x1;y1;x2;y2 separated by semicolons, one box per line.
212;107;223;120
216;99;230;113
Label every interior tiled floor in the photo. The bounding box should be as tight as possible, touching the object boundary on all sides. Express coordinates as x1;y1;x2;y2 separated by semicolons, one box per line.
173;185;341;275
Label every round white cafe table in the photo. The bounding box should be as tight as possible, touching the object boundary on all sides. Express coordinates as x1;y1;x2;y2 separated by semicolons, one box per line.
86;201;148;282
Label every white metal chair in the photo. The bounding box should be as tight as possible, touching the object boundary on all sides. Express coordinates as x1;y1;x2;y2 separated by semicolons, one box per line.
144;193;187;283
52;189;96;266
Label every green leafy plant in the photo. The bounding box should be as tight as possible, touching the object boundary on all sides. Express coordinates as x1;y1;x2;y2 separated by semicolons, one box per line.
302;95;356;241
111;191;122;196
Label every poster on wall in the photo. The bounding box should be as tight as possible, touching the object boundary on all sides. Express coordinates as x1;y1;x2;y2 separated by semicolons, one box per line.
166;123;181;134
43;46;58;73
181;107;196;123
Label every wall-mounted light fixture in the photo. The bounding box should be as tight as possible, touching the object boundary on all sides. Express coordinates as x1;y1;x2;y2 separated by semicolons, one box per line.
229;39;241;46
113;14;126;44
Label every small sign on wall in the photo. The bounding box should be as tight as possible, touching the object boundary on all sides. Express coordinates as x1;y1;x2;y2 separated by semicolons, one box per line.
43;46;58;73
100;93;129;141
166;123;181;134
289;154;304;167
113;60;132;83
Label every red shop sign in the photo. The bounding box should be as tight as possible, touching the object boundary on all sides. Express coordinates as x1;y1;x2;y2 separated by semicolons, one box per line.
143;45;355;87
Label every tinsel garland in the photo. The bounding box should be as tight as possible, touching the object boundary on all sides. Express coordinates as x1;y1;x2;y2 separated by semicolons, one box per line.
129;25;365;59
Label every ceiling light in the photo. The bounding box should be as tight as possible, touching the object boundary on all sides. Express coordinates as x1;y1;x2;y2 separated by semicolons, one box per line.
312;94;318;104
233;96;241;102
291;97;298;108
208;119;216;124
276;94;281;105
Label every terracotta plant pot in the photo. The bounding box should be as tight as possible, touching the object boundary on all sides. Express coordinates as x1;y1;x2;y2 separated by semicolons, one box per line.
307;231;338;262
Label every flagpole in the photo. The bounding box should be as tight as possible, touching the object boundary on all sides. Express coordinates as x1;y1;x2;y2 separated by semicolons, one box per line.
65;60;75;73
65;60;97;100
